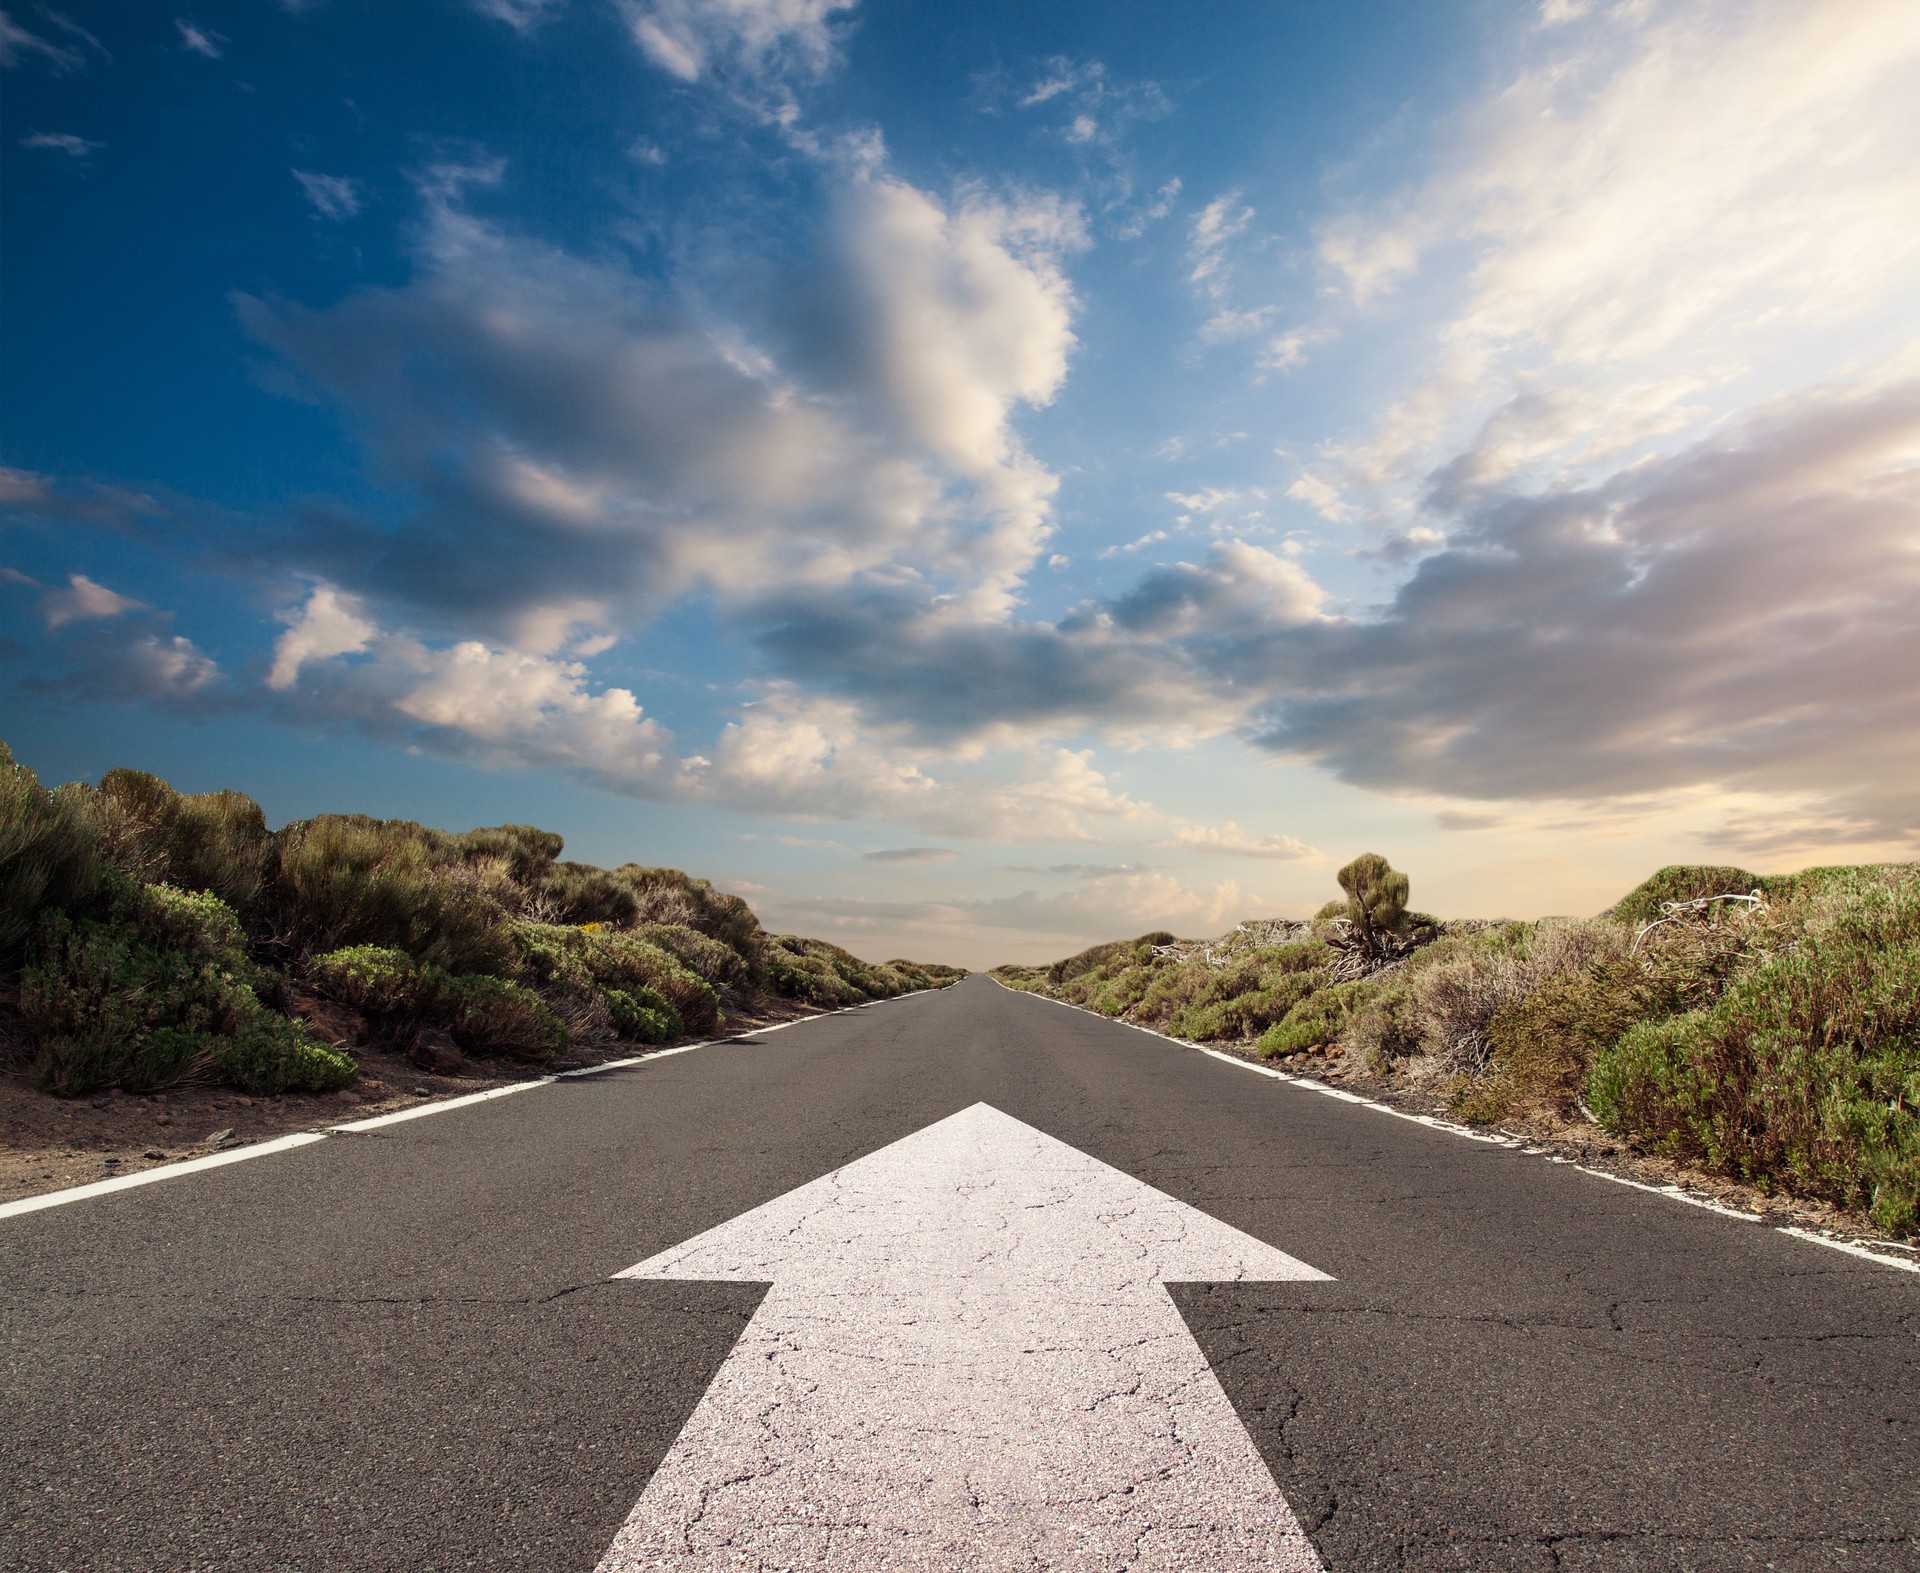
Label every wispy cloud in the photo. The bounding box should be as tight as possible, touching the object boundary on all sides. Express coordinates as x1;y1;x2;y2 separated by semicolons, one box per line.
470;0;566;32
1308;0;1920;520
174;18;224;58
1;10;81;70
292;169;363;220
617;0;855;93
1165;822;1315;860
19;130;101;157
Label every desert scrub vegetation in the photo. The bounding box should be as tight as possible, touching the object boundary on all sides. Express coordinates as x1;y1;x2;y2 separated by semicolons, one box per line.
993;854;1919;1235
0;740;963;1100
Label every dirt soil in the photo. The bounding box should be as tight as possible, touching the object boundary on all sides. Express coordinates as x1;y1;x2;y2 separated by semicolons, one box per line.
0;995;826;1206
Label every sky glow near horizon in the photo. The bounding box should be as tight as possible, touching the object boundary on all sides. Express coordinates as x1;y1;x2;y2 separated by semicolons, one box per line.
4;0;1918;966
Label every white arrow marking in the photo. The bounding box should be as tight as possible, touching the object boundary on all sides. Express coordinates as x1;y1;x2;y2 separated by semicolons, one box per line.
600;1102;1331;1571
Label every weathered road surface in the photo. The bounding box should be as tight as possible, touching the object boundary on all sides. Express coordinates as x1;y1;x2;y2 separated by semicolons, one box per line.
3;974;1915;1572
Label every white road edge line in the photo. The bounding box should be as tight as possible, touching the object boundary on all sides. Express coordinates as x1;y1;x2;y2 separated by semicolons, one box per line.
0;986;949;1222
0;1133;330;1221
999;981;1920;1276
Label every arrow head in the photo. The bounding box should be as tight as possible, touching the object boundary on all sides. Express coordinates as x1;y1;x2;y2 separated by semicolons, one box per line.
617;1102;1330;1289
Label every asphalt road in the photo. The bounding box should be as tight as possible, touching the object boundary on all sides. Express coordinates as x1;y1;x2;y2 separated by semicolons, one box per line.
4;974;1916;1572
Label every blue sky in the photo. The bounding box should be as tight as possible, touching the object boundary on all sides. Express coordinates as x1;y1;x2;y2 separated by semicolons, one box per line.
5;0;1919;965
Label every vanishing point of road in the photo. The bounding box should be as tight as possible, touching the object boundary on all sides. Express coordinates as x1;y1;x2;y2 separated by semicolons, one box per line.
4;974;1916;1572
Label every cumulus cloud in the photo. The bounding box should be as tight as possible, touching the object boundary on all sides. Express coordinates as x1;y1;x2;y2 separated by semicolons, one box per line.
1247;374;1920;847
293;170;363;221
267;584;375;689
809;173;1085;608
263;587;1158;840
32;621;229;712
41;573;142;628
242;167;1080;637
1308;0;1920;517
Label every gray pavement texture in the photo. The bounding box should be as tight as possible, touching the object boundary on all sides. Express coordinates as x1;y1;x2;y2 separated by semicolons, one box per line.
3;973;1916;1573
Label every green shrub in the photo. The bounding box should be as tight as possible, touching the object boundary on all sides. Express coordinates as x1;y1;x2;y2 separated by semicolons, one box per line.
309;945;439;1019
20;885;352;1096
440;974;568;1062
617;866;765;966
0;743;109;961
768;941;866;1008
1590;870;1920;1234
1167;967;1324;1042
219;1014;358;1096
1257;982;1366;1058
1607;864;1765;928
457;823;564;886
604;987;681;1043
1336;852;1411;942
512;921;720;1035
94;769;273;923
273;815;512;973
636;922;748;989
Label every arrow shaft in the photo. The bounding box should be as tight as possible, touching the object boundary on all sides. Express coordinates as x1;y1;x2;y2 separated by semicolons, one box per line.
598;1281;1322;1570
604;1106;1329;1570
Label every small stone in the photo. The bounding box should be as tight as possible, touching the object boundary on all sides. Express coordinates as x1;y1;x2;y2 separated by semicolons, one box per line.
107;1088;125;1100
335;1089;362;1104
205;1128;235;1147
89;1096;108;1110
143;1150;168;1160
411;1087;430;1097
235;1097;253;1107
155;1114;172;1127
102;1156;121;1167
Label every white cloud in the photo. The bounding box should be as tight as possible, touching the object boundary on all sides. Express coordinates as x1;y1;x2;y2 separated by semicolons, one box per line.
1165;487;1238;514
1107;541;1328;637
19;130;100;156
268;585;376;689
293;170;363;221
266;595;1157;841
1258;326;1330;372
174;18;223;58
244;166;1082;635
1186;192;1252;297
470;0;565;32
42;573;141;629
1165;822;1316;860
825;172;1085;608
1284;469;1353;523
122;634;222;698
1308;0;1920;518
618;0;855;85
1197;306;1274;345
1251;371;1920;849
0;12;81;71
1115;177;1181;240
